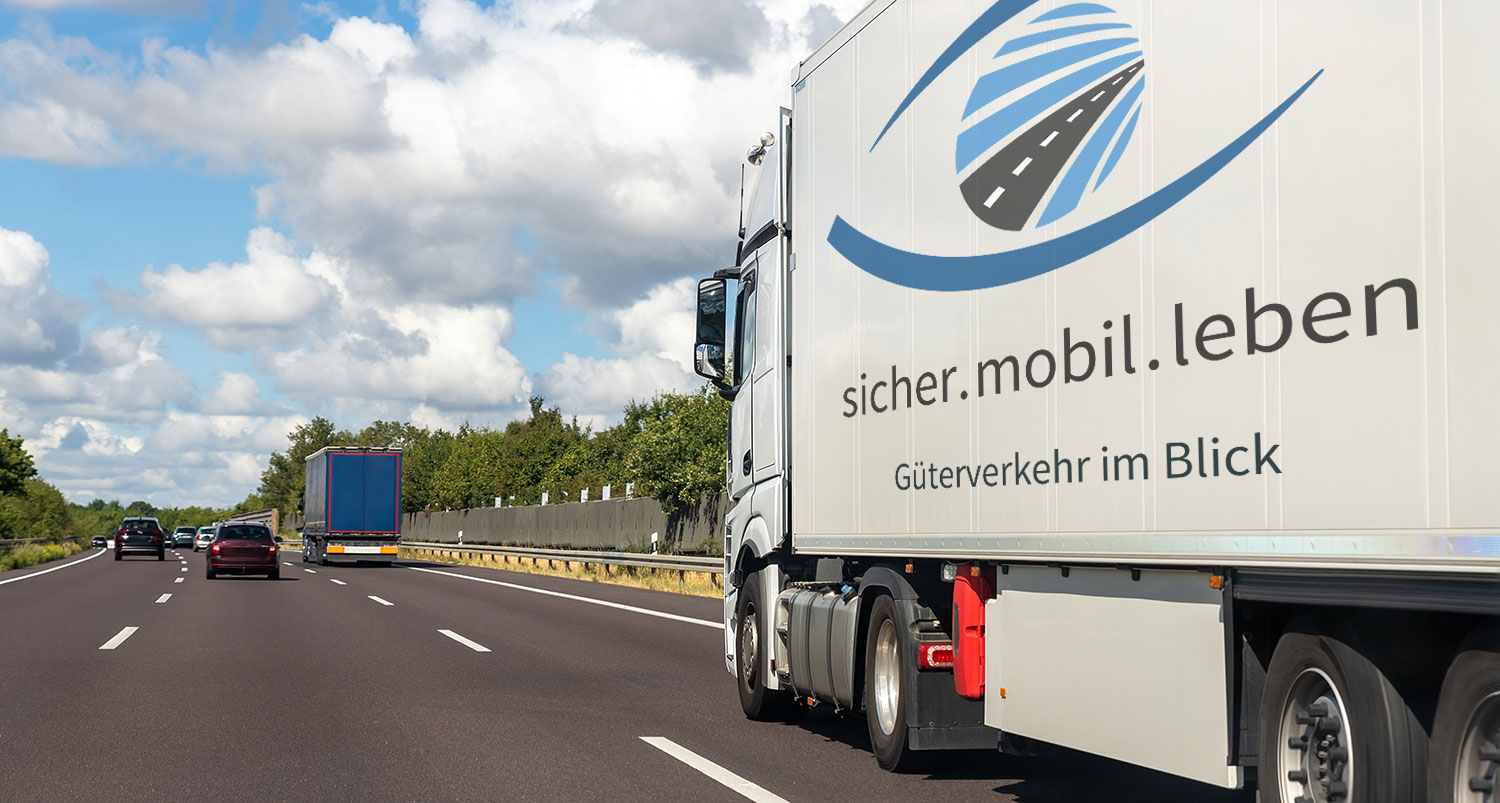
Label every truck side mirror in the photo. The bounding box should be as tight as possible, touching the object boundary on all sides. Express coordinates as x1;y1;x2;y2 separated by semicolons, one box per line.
694;278;729;386
296;494;304;514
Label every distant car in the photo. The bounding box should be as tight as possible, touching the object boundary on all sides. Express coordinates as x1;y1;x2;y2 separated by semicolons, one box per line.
114;517;165;561
172;526;196;548
91;536;107;549
206;522;279;580
194;527;213;552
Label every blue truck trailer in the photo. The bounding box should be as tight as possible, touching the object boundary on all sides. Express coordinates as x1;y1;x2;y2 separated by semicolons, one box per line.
300;447;402;566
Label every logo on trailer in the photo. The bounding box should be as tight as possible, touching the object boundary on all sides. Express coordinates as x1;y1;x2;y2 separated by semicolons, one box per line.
830;0;1322;292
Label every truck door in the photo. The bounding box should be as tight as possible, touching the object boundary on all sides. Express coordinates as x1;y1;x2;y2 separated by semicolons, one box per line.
729;264;757;501
749;108;790;488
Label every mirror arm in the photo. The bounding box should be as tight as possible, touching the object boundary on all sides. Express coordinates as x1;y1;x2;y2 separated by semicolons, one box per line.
713;266;742;281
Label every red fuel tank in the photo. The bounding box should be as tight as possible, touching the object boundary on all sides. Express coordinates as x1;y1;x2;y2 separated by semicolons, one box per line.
952;566;994;700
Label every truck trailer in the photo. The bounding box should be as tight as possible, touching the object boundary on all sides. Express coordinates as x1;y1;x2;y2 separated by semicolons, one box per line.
692;2;1500;800
300;447;402;566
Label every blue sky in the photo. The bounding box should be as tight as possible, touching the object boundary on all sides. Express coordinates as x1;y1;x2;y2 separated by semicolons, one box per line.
0;0;853;508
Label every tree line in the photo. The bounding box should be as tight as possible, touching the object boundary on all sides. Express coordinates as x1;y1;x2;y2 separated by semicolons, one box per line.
0;386;729;538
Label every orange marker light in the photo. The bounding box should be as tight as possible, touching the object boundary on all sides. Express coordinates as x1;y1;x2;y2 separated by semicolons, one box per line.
1209;575;1225;589
999;687;1007;699
904;563;914;574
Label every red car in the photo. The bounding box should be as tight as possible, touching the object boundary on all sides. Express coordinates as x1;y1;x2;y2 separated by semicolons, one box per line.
205;523;281;580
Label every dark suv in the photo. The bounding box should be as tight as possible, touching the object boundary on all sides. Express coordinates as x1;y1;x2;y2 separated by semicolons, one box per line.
115;517;166;561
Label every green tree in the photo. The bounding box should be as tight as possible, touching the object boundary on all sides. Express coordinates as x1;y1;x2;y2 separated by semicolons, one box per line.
0;478;73;539
624;385;730;512
257;417;351;514
0;429;37;497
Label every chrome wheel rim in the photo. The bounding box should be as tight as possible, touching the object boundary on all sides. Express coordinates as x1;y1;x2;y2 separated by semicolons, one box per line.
739;605;759;688
872;618;900;736
1456;690;1500;802
1278;667;1353;803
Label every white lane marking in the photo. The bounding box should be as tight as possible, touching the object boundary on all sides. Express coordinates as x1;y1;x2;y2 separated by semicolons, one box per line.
0;545;107;586
180;567;188;572
304;569;317;574
1068;108;1083;122
99;627;138;650
407;566;722;630
640;737;789;803
155;593;171;604
174;577;184;583
983;186;1005;208
1012;156;1033;176
329;579;347;586
1091;90;1106;102
438;629;491;653
1113;75;1124;85
283;562;294;567
368;595;393;606
1040;130;1059;147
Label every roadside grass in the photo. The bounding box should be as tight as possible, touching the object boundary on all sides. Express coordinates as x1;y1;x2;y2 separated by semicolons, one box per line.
0;540;86;572
399;546;723;599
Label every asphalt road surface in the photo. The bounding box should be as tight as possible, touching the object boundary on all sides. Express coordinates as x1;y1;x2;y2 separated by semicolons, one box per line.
0;546;1256;802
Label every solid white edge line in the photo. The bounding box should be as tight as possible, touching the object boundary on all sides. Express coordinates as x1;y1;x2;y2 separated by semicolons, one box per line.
329;579;346;586
407;566;722;630
99;626;138;650
438;629;492;653
0;545;108;586
368;595;393;606
154;593;171;604
640;737;789;803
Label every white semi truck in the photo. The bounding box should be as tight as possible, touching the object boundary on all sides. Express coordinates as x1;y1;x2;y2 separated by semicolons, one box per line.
691;2;1500;800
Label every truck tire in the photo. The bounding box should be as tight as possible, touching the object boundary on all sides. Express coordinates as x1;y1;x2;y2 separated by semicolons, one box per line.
864;594;921;772
736;572;798;721
1258;620;1426;803
1428;623;1500;803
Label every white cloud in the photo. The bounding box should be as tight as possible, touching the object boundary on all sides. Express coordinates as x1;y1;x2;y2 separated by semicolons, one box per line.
0;227;85;367
138;226;337;349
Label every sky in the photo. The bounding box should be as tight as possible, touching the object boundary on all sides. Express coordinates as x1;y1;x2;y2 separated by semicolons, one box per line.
0;0;863;508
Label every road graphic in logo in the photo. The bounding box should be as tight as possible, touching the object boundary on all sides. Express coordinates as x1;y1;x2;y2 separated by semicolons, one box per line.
829;0;1322;292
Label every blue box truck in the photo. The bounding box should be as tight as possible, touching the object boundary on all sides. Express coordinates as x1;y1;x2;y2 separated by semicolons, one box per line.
300;447;402;566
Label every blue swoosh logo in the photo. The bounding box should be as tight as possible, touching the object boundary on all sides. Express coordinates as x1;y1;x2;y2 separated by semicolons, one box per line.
835;0;1324;293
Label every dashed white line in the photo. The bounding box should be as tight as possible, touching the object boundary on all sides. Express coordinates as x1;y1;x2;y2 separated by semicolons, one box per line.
640;737;789;803
1067;108;1084;122
1113;75;1124;85
407;566;723;630
0;546;107;586
155;593;171;604
304;569;317;574
368;595;393;606
174;577;184;583
1012;156;1033;176
1040;130;1059;147
438;629;492;653
180;567;188;572
1091;90;1106;102
99;627;138;650
329;579;347;586
283;562;294;567
983;186;1005;208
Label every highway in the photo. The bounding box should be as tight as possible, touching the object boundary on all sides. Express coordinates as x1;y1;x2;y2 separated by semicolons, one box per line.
0;547;1254;802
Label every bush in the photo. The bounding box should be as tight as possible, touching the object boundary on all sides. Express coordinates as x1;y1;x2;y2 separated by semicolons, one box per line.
0;540;83;572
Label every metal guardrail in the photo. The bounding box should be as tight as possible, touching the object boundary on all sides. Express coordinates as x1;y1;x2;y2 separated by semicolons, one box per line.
399;541;721;574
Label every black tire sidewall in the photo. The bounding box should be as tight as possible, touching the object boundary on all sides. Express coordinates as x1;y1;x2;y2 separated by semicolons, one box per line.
1258;628;1425;803
1429;636;1500;802
864;594;910;771
736;573;773;719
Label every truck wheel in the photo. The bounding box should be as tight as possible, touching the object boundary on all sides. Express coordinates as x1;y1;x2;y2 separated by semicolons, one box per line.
736;572;798;721
1428;624;1500;802
1258;620;1426;803
318;545;330;567
864;594;921;771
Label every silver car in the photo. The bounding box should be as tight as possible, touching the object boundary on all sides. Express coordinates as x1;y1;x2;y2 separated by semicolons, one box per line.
194;526;214;552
